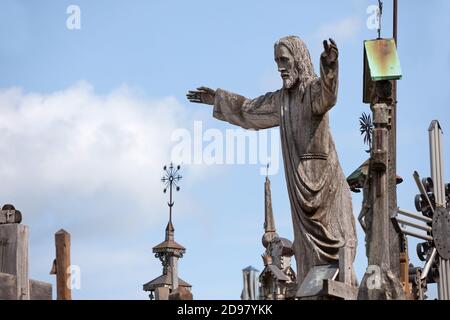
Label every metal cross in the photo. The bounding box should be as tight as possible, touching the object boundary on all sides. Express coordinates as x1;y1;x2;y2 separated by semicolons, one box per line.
161;163;182;223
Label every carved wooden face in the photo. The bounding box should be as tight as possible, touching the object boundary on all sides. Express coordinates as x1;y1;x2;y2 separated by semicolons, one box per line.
275;44;298;89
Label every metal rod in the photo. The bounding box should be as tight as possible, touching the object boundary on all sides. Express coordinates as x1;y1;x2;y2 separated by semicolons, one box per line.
429;121;450;300
445;259;449;300
413;171;435;215
393;0;398;44
429;123;440;203
377;0;383;38
443;260;447;300
446;260;450;300
397;209;432;223
169;174;173;223
443;259;447;300
421;248;437;280
439;259;443;299
400;228;433;242
439;258;445;299
437;123;445;206
388;0;401;278
443;259;447;299
396;218;432;232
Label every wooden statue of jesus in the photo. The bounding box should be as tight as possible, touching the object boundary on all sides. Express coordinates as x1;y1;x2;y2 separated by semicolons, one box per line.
187;36;357;287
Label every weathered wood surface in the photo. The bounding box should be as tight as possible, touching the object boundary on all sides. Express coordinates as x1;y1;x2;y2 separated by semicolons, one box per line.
339;242;355;286
187;36;358;291
55;229;71;300
155;287;169;300
0;272;16;299
323;280;358;300
0;273;52;300
296;265;339;298
0;224;29;299
0;208;22;224
388;83;401;279
169;287;193;300
30;279;52;300
357;102;405;300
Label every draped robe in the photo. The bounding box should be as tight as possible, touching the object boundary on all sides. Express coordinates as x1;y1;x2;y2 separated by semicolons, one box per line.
212;58;357;286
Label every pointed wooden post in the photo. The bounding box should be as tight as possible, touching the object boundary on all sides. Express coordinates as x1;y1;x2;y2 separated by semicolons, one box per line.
52;229;72;300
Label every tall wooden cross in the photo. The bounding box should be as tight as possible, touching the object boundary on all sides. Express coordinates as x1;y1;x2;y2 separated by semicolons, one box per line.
0;205;52;300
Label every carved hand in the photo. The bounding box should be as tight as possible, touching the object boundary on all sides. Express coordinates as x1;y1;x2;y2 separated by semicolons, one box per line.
186;87;216;105
321;38;338;66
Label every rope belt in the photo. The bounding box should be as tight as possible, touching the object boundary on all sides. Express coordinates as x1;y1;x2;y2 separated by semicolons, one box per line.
299;153;328;160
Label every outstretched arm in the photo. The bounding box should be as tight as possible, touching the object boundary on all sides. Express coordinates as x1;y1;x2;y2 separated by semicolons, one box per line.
311;38;339;116
187;87;280;130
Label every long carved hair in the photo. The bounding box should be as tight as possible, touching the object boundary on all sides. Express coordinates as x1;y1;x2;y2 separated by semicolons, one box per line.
274;36;318;91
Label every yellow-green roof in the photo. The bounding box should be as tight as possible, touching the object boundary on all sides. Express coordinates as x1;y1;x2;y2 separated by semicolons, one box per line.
364;38;402;81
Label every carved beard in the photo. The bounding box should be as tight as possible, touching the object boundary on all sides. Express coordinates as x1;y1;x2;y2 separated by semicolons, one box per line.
282;68;299;89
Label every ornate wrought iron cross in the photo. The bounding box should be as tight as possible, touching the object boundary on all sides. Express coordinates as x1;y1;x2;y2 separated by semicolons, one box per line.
161;163;182;223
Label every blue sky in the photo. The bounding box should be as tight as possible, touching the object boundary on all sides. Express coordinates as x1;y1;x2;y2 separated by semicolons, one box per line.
0;0;449;299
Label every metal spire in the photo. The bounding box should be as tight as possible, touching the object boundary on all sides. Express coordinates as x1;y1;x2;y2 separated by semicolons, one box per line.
262;163;278;248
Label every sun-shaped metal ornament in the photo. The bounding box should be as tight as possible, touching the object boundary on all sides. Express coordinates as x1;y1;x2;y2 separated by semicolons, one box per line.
359;113;373;153
161;163;182;221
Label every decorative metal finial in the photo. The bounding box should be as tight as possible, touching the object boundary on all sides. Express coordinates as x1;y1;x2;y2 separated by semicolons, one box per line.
359;113;373;153
266;161;270;178
161;163;182;223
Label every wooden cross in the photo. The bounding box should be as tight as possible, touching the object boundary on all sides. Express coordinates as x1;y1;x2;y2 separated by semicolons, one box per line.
0;222;52;300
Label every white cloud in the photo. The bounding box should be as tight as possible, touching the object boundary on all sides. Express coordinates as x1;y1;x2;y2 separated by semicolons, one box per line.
315;16;363;44
0;82;281;299
0;82;211;298
0;82;189;230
